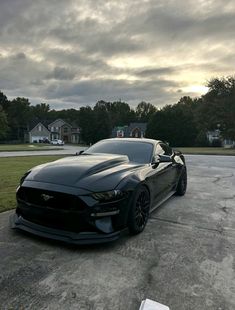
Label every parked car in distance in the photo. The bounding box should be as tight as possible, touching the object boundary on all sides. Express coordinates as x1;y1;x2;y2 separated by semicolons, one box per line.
11;138;187;244
50;139;64;145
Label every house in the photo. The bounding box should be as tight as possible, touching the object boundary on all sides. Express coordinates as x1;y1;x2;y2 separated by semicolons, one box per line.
28;119;80;143
112;126;129;138
111;123;147;138
48;119;80;143
207;129;220;144
29;122;50;143
223;138;235;148
128;123;147;138
207;129;235;148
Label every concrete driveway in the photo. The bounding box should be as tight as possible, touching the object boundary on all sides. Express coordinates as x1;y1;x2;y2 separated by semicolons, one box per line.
0;155;234;310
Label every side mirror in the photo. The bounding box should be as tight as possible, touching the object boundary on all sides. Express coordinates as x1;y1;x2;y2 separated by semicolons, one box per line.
151;155;160;165
152;154;172;165
173;149;181;156
75;150;84;155
159;154;172;163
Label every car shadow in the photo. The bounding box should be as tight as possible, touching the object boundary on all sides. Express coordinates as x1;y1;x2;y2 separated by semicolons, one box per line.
11;226;130;253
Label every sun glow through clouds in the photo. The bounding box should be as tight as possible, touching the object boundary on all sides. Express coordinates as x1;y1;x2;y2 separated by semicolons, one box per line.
183;85;209;94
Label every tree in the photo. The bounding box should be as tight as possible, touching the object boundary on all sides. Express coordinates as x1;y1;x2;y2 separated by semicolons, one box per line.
146;97;199;146
78;106;96;144
135;101;157;122
31;103;50;121
94;100;135;127
109;101;135;126
0;91;9;111
51;108;80;124
93;103;112;142
95;100;112;113
0;106;8;139
197;76;235;140
78;101;134;144
7;97;32;140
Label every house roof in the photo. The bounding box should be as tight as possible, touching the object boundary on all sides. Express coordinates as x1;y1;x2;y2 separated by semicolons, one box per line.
111;122;147;138
28;119;51;131
48;118;66;127
29;118;80;133
29;122;50;133
128;122;147;132
61;122;72;128
48;118;80;128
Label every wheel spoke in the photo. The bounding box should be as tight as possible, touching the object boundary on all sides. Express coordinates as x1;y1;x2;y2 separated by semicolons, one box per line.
134;190;150;229
135;213;143;226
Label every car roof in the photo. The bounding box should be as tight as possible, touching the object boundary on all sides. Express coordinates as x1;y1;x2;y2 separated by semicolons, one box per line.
101;138;162;144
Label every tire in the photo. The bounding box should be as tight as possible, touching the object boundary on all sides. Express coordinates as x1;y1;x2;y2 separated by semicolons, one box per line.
175;167;187;196
128;185;150;235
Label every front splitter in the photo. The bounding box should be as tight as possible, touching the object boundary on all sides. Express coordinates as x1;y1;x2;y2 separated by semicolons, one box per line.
10;214;121;245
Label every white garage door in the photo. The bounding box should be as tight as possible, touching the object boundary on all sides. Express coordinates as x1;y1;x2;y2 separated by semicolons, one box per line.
31;135;49;143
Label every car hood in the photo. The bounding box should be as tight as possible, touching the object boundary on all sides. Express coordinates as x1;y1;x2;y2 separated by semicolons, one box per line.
24;154;144;191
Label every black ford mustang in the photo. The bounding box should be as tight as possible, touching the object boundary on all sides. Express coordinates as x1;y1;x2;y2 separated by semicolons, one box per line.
11;138;187;244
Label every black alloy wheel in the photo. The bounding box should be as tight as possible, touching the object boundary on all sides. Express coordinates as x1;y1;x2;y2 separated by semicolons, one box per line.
128;186;150;235
175;168;187;196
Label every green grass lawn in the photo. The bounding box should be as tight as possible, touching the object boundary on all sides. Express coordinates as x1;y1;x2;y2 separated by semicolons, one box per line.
0;144;63;152
0;155;64;213
175;147;235;156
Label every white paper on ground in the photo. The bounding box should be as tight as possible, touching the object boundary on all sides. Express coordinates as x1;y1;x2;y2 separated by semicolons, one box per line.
139;298;170;310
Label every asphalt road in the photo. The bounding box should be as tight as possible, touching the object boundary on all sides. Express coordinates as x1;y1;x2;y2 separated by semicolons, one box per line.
0;155;234;310
0;144;85;157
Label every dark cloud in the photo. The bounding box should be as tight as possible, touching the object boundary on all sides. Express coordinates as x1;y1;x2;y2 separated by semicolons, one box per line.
46;67;76;80
43;77;179;109
0;0;234;108
44;49;113;77
136;67;177;77
13;52;27;60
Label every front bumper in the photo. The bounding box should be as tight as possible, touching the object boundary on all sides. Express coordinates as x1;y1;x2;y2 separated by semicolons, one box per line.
10;213;122;245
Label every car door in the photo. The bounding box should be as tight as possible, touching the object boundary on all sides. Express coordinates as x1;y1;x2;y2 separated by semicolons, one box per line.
159;143;178;192
146;143;171;206
149;143;177;206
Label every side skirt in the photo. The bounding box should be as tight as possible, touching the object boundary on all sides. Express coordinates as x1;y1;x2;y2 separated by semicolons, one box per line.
150;190;176;214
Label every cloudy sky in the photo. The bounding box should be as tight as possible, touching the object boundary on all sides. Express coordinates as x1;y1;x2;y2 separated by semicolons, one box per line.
0;0;235;109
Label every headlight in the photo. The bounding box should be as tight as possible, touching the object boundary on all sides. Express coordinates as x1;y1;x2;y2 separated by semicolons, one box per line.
91;190;126;202
20;171;31;185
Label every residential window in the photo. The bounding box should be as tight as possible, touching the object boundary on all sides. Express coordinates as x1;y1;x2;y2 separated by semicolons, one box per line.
64;127;68;133
38;125;42;132
117;130;124;138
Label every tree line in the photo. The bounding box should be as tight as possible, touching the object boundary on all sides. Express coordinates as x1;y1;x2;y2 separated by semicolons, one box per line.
147;76;235;146
0;76;234;146
0;94;157;144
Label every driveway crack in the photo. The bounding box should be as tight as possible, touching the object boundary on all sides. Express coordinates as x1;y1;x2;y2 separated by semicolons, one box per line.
150;216;234;235
212;173;234;184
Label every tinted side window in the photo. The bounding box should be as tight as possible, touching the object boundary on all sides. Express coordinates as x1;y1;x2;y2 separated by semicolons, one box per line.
155;144;165;156
159;143;173;156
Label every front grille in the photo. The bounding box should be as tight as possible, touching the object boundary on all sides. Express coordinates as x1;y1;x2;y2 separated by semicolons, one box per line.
16;187;97;232
17;187;86;211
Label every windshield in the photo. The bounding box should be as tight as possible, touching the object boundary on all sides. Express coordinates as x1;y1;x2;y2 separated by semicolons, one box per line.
85;140;153;164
